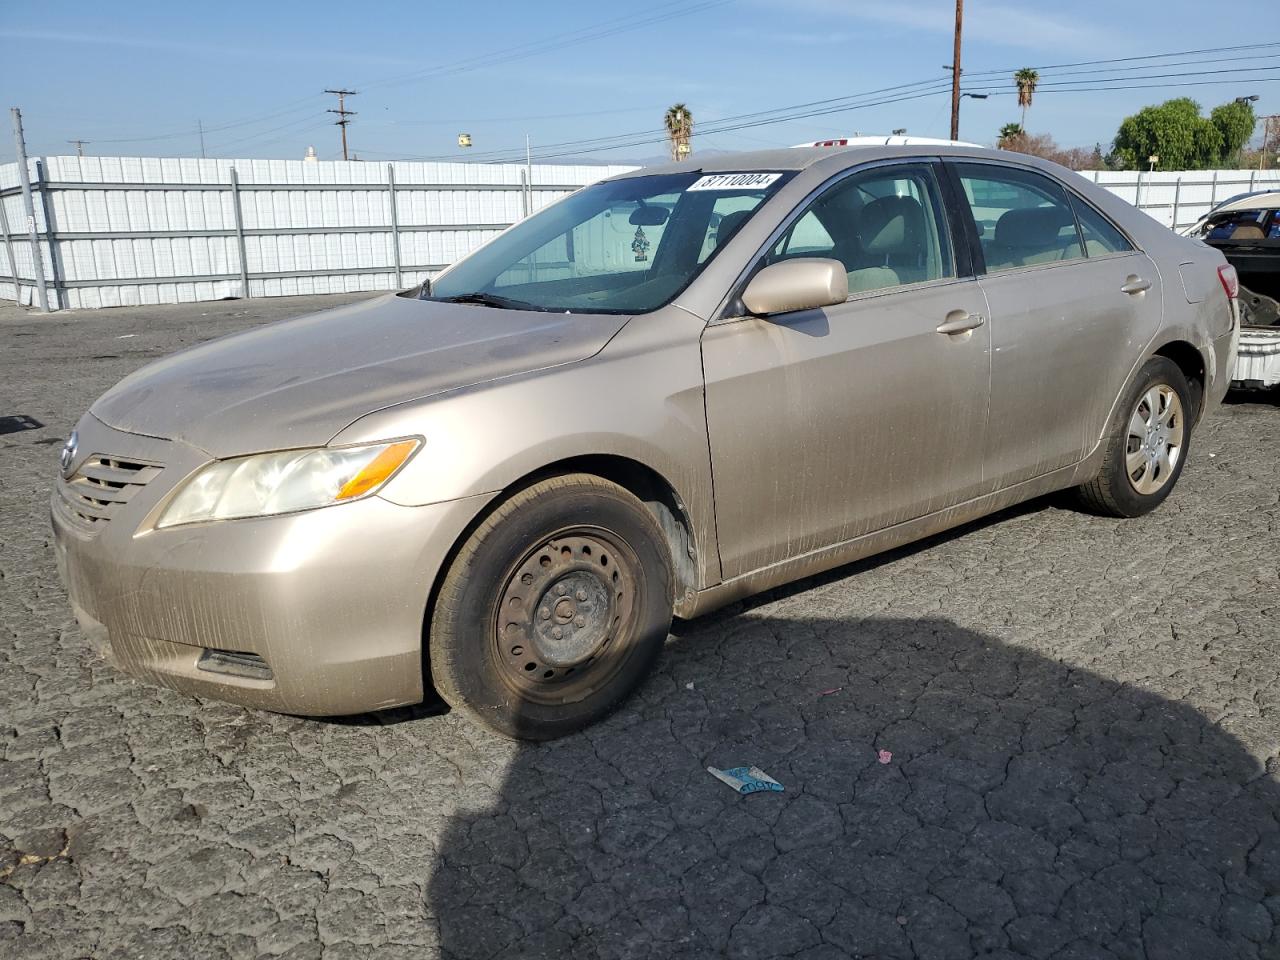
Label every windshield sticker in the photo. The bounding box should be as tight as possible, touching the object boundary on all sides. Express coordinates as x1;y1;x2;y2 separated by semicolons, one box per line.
687;172;782;192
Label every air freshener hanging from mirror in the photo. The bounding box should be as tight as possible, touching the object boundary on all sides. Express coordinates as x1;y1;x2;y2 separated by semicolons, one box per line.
632;226;650;262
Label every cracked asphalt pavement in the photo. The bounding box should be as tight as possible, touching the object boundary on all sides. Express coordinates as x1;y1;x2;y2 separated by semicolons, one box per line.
2;294;1279;959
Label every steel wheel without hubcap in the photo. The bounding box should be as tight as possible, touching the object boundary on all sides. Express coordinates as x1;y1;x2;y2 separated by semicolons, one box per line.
495;528;639;705
1125;384;1184;496
430;474;673;740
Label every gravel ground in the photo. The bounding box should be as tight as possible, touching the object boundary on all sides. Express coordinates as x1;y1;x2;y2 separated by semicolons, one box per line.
1;294;1278;960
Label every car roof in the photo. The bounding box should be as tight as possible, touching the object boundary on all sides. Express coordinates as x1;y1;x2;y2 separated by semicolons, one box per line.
1206;190;1280;215
607;143;1014;180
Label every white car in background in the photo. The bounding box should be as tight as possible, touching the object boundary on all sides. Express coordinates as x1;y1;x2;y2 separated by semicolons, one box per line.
1183;190;1280;389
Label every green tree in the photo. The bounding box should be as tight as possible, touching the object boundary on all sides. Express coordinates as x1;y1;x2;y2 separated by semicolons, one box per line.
1112;98;1224;170
997;122;1025;148
1209;100;1257;166
1014;68;1039;130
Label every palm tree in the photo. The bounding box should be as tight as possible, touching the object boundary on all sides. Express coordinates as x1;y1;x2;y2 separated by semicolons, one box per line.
998;122;1025;149
664;104;693;162
1014;69;1039;131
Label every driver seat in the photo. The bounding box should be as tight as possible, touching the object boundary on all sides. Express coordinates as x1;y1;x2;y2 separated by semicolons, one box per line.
858;196;928;283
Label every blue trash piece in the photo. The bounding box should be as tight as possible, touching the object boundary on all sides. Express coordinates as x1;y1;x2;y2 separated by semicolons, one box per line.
707;765;785;795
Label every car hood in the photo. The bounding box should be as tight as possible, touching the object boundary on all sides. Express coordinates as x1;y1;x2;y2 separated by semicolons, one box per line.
91;294;631;457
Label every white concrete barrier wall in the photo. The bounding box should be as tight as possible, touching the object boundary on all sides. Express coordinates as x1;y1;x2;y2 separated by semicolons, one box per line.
2;157;1278;310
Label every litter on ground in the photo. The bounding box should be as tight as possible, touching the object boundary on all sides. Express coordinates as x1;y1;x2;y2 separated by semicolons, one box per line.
877;750;893;764
707;766;784;794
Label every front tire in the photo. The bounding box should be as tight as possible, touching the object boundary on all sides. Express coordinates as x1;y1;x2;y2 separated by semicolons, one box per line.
429;474;673;740
1076;357;1192;518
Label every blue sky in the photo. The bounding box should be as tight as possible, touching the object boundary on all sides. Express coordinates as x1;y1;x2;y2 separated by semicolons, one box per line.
3;0;1277;163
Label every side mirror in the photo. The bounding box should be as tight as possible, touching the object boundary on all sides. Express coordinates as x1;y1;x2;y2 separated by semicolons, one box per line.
741;258;849;316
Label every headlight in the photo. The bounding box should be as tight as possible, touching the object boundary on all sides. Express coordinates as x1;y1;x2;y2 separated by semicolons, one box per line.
156;439;420;529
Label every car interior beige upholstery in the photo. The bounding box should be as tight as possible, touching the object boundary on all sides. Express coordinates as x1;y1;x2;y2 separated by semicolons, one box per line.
846;265;900;292
1229;222;1266;240
986;207;1081;270
859;196;929;283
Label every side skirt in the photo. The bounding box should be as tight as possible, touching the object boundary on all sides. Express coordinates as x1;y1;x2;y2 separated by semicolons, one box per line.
677;448;1103;620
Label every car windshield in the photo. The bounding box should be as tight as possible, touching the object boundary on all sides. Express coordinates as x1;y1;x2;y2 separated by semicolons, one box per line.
424;171;792;314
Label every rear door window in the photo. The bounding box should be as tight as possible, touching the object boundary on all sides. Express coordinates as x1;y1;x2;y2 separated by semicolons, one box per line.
953;164;1084;273
1071;197;1134;256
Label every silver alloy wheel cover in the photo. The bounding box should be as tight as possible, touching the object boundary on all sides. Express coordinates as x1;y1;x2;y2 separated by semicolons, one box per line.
1125;384;1184;496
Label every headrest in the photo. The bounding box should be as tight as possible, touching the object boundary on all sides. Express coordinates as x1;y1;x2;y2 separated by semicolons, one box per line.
860;196;924;255
994;207;1070;249
1229;222;1266;240
715;210;752;248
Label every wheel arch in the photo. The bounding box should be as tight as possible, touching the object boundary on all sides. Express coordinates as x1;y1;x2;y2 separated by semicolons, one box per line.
419;454;702;700
1151;339;1208;423
509;454;701;607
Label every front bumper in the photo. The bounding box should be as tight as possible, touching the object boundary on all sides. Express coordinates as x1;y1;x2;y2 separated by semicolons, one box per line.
52;413;492;716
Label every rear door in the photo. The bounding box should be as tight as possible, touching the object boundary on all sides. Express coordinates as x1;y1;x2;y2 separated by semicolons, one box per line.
948;161;1163;490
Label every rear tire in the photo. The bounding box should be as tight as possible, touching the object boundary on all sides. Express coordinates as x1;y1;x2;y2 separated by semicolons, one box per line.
1076;357;1192;518
429;474;673;740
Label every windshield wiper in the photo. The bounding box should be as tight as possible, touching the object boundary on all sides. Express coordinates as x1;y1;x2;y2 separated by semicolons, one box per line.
433;291;535;310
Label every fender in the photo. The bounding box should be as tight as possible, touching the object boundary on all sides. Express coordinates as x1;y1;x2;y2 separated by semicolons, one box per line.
330;306;723;590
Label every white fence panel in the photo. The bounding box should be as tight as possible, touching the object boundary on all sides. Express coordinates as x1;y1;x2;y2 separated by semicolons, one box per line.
4;155;1278;311
1079;169;1280;232
0;156;634;309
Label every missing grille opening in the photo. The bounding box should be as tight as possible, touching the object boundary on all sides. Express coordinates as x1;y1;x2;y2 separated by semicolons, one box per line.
197;648;273;682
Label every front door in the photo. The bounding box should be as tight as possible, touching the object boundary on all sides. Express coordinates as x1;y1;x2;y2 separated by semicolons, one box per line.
702;162;992;580
949;161;1164;490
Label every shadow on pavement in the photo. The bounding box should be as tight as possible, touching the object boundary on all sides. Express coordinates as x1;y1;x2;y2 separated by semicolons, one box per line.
1223;388;1280;407
426;615;1279;959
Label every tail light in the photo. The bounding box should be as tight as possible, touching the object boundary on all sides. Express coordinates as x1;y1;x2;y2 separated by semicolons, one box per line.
1218;263;1239;300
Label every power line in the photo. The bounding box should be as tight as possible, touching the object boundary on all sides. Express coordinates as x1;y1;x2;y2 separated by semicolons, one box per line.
207;112;333;155
468;71;1280;165
41;38;1280;159
86;97;325;144
401;74;957;163
408;50;1280;165
51;0;733;151
970;74;1280;97
977;41;1280;77
354;0;732;93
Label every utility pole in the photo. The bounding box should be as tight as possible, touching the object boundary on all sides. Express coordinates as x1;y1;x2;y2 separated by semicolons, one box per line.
198;119;206;159
949;0;964;141
324;89;357;161
526;134;533;213
10;108;51;312
67;139;90;157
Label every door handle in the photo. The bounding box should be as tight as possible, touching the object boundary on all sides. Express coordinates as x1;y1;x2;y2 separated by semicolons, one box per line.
1121;275;1152;295
936;311;985;335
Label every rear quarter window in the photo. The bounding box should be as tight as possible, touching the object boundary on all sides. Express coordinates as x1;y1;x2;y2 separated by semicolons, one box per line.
1071;197;1134;256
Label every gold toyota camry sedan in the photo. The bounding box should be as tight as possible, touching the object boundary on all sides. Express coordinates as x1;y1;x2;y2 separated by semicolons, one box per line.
53;144;1239;739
